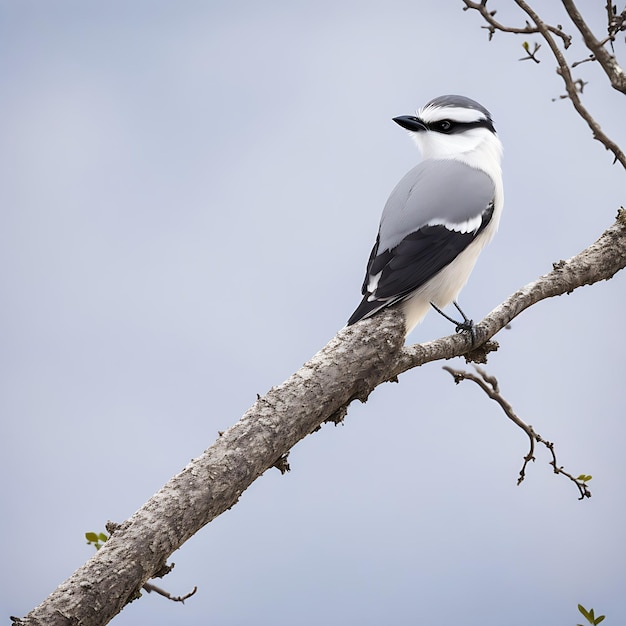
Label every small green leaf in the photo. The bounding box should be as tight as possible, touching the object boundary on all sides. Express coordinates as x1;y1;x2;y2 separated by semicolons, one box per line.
85;532;99;543
578;604;591;620
98;533;108;543
522;41;530;51
595;615;606;624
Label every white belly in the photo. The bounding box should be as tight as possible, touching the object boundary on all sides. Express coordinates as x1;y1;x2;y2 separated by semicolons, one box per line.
397;218;497;335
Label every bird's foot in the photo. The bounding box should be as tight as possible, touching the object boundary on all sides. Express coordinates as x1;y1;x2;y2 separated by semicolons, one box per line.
430;301;476;346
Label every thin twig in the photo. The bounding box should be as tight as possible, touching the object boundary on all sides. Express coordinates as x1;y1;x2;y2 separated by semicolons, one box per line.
519;41;542;63
143;582;198;603
462;0;626;168
461;0;572;46
561;0;626;93
551;78;588;101
606;4;626;47
513;0;626;168
571;55;595;69
443;366;592;500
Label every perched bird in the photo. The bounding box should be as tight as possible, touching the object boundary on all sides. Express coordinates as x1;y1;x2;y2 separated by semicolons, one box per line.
347;94;504;336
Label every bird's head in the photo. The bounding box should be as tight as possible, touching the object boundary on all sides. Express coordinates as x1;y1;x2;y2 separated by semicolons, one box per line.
393;95;503;170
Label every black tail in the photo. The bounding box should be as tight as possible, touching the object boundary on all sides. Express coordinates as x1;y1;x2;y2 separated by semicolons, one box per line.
347;297;387;326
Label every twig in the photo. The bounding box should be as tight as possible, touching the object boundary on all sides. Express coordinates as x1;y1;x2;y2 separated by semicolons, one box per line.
88;527;198;605
606;3;626;47
462;0;626;168
571;55;594;69
519;41;542;63
513;0;626;168
461;0;572;46
443;366;592;500
143;582;198;603
551;78;588;101
561;0;626;94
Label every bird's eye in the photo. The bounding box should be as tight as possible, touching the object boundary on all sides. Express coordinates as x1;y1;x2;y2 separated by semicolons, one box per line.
436;120;453;132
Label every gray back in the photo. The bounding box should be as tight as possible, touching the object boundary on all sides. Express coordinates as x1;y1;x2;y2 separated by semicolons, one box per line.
378;160;495;251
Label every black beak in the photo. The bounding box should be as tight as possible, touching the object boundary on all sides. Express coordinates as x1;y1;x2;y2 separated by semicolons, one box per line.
393;115;427;132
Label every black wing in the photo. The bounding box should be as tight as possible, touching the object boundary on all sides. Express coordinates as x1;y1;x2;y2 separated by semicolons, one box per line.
347;203;493;325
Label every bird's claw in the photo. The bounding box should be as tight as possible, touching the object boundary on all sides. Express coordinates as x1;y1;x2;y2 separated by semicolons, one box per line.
431;301;476;346
455;320;476;346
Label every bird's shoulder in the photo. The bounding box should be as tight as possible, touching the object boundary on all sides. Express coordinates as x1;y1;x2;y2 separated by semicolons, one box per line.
378;158;495;251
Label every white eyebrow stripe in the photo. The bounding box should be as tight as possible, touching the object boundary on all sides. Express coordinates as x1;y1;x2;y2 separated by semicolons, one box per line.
426;214;483;234
418;105;486;124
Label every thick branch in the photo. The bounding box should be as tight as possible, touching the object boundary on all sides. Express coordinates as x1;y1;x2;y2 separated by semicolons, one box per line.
18;212;626;626
393;210;626;376
17;311;407;626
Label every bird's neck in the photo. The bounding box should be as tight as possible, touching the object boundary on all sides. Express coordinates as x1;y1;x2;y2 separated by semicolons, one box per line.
439;133;503;189
416;130;502;175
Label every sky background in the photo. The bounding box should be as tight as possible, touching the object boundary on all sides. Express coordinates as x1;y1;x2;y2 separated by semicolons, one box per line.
1;1;625;625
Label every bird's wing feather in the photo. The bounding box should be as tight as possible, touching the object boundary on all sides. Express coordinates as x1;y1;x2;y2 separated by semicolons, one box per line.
378;159;495;251
369;206;493;301
348;160;495;325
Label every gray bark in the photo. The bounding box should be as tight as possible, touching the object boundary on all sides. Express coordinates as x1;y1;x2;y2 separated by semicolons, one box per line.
16;211;626;626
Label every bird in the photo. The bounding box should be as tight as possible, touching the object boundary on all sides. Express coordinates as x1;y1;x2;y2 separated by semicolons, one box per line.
347;94;504;337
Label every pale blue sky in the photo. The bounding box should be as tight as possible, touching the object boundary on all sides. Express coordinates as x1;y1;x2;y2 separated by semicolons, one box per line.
1;2;625;625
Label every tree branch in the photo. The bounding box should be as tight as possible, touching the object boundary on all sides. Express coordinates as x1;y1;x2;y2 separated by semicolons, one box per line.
442;365;592;500
142;582;198;603
514;0;626;168
17;212;626;626
561;0;626;93
463;0;626;169
392;210;626;377
461;0;572;46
